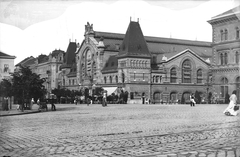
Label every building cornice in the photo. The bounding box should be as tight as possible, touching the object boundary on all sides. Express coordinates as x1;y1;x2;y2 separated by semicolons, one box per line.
212;39;240;47
0;56;16;59
208;13;239;25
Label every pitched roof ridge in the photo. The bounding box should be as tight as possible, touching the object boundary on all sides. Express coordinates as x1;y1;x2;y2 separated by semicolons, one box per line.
166;49;210;65
211;5;240;20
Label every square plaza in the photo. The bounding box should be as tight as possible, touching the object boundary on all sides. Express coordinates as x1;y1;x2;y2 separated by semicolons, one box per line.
1;103;240;157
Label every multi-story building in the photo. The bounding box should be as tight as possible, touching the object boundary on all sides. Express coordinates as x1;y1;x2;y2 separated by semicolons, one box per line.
75;21;212;103
0;51;16;109
59;40;78;91
0;51;16;81
208;5;240;102
16;49;65;98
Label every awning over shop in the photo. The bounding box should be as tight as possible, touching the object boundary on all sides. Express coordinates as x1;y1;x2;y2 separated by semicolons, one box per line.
103;87;118;95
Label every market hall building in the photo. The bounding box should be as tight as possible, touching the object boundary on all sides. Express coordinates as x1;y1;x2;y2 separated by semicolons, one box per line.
74;20;212;104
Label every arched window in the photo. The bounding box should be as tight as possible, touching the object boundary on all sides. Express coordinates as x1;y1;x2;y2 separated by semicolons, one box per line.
197;69;203;83
145;61;147;68
134;71;136;81
133;60;136;67
104;76;107;84
110;76;112;83
153;76;155;83
131;60;133;67
236;27;239;39
122;72;125;83
93;61;96;76
139;60;142;68
114;75;117;83
224;53;228;65
220;53;224;65
170;67;177;83
136;60;139;67
182;59;191;83
221;77;228;98
220;30;224;41
224;29;228;40
236;51;239;63
156;76;159;83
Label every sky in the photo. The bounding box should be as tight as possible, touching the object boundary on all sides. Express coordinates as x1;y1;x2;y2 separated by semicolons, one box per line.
0;0;239;65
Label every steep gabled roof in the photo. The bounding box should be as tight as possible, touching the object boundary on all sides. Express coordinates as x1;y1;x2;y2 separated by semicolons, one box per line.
117;21;151;59
15;56;35;67
61;42;77;69
0;51;16;59
102;55;118;74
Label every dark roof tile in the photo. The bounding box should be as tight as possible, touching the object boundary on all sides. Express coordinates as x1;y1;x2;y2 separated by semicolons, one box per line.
102;55;118;74
118;21;151;58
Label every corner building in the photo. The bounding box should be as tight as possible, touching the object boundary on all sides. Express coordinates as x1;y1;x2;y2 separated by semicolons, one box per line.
76;21;212;104
208;5;240;102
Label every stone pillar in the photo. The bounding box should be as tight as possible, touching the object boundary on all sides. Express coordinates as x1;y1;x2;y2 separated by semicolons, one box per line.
97;40;105;85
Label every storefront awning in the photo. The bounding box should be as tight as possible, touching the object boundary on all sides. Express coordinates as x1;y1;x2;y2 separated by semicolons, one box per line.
103;87;118;95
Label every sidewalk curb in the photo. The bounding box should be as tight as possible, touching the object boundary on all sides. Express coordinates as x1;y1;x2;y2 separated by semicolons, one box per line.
0;110;41;117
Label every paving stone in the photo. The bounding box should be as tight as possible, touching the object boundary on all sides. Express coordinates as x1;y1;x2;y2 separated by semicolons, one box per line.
217;151;226;157
1;104;240;157
207;152;217;157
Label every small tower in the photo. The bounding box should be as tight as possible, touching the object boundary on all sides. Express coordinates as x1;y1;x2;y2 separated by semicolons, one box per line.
117;20;152;102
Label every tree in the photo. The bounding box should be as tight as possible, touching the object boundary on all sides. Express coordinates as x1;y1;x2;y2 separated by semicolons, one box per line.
11;65;46;103
195;90;201;104
0;79;13;97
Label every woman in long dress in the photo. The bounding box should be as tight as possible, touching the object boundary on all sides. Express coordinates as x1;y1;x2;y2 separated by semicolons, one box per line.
223;90;239;116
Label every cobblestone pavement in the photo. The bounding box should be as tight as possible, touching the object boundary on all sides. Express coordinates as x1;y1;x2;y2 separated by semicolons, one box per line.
0;104;240;157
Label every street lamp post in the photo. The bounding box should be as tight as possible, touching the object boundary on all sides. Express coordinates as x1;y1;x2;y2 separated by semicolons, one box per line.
92;83;96;104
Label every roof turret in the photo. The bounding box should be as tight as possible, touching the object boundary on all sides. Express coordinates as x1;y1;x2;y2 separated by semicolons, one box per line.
118;21;151;59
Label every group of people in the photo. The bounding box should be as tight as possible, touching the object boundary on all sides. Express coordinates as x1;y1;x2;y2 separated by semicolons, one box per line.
189;91;239;116
16;98;56;111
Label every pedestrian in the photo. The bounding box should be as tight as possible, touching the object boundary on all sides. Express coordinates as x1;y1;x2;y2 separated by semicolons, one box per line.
51;98;56;111
102;91;107;107
3;97;9;111
37;98;41;111
87;97;90;106
223;90;239;116
30;98;34;110
74;98;77;105
190;93;196;107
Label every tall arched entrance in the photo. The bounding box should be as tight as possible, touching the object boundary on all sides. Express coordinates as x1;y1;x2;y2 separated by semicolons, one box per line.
170;92;177;103
153;92;161;104
181;92;191;104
